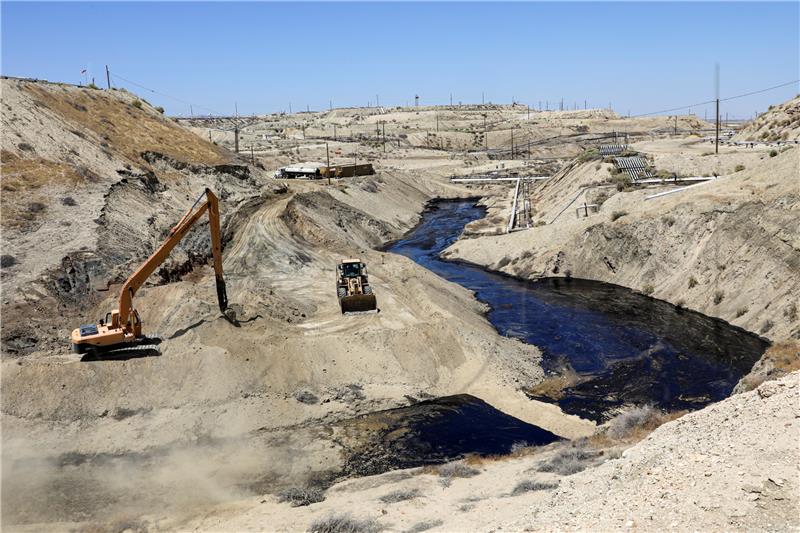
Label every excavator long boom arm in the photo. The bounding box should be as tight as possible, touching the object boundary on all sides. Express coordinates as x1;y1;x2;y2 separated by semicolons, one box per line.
115;188;227;328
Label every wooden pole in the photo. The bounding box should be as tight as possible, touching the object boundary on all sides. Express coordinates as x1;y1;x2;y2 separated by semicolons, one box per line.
105;65;111;89
326;142;331;185
715;98;720;154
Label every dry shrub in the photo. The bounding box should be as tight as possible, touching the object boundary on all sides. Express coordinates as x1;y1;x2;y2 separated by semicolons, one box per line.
510;479;558;496
278;486;325;507
431;461;480;487
309;514;381;533
604;405;685;442
535;442;601;476
736;341;800;392
405;520;443;533
379;488;420;504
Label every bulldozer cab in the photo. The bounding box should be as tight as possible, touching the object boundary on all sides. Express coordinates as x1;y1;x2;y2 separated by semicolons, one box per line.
336;259;377;313
340;260;364;279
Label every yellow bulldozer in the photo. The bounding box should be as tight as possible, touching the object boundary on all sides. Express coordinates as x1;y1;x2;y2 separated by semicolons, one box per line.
336;259;377;313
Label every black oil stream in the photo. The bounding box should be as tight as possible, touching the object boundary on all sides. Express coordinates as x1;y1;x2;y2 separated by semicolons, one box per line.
385;199;769;423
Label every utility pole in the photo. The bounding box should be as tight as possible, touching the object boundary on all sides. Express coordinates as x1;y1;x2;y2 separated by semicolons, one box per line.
483;114;488;150
527;105;530;120
436;112;439;132
674;115;678;135
584;99;587;110
302;124;306;139
190;104;194;117
450;93;453;106
105;65;111;90
376;94;380;107
330;100;333;111
250;145;255;165
234;126;239;153
715;63;720;154
482;92;485;105
382;122;386;154
511;127;514;160
326;142;331;185
289;102;292;114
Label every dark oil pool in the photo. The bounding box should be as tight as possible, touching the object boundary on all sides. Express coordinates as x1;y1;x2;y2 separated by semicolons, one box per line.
386;199;769;422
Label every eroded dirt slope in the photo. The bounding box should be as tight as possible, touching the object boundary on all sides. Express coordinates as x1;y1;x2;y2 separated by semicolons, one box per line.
1;77;270;356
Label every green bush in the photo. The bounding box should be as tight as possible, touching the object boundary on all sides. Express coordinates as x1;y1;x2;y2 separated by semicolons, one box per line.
610;210;627;221
713;290;725;305
734;164;745;172
769;150;778;157
688;276;698;289
132;99;143;109
155;106;165;114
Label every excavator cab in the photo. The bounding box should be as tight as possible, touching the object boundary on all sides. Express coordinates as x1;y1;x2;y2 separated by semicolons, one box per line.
336;259;377;314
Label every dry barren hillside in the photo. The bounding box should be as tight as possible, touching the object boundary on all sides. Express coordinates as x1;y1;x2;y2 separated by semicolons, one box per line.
734;95;800;142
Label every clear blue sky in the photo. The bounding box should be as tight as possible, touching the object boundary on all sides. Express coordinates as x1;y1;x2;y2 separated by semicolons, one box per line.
2;2;798;117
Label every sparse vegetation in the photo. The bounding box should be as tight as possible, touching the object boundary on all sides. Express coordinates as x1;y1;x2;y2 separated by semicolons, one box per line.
308;514;381;533
736;307;749;318
278;486;325;507
734;164;745;172
536;442;601;475
606;405;657;440
760;320;774;334
784;303;798;322
405;520;444;533
610;210;627;221
661;215;676;227
713;290;725;305
769;149;778;157
155;106;165;114
435;461;480;487
0;255;16;268
61;196;77;206
510;479;559;496
132;99;143;109
379;489;420;504
642;284;654;295
688;276;698;289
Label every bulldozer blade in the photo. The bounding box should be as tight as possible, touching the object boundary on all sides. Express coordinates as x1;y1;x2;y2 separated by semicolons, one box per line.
340;294;378;314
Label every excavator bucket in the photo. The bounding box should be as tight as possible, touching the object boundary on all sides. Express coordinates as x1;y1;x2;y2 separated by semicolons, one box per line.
340;293;378;314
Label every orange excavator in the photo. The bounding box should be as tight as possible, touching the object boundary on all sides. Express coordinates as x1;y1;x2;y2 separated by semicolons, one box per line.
71;188;234;354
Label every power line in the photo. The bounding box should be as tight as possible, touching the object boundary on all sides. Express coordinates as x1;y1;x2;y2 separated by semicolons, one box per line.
108;70;225;116
633;79;798;117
